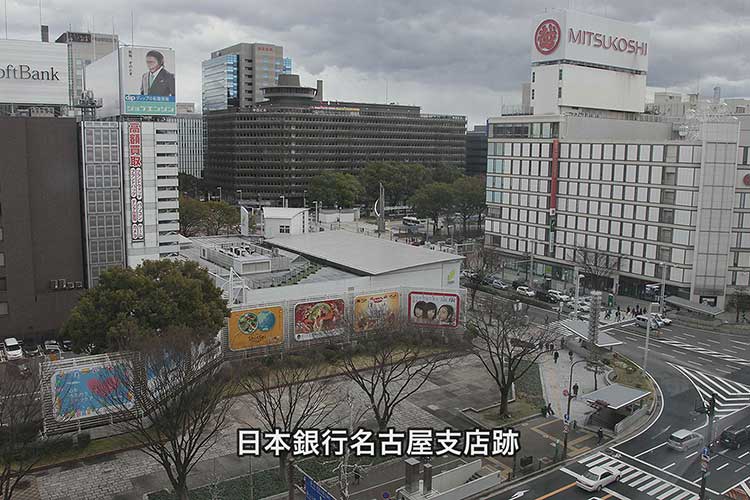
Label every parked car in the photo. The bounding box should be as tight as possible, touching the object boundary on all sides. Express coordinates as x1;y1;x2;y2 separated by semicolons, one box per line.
548;290;571;302
512;280;526;289
61;340;73;352
43;340;62;355
3;338;23;361
535;290;558;303
461;270;479;281
22;344;39;357
516;286;536;297
576;465;620;492
667;429;703;452
720;427;750;450
492;279;509;290
652;313;672;326
635;315;660;329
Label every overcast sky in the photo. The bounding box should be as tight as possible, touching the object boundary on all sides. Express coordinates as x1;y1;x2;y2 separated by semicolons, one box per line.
6;0;750;126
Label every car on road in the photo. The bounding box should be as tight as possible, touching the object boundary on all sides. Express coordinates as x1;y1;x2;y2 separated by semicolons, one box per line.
461;270;479;281
548;290;571;302
576;465;621;492
635;315;660;329
535;289;558;303
652;313;672;326
720;427;750;450
516;286;536;297
512;280;526;289
3;338;23;361
492;279;509;290
666;429;703;451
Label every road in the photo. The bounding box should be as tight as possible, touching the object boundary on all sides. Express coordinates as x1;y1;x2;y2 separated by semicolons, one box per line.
486;317;750;500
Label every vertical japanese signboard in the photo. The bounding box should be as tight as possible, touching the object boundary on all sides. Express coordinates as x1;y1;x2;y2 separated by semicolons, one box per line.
128;122;145;242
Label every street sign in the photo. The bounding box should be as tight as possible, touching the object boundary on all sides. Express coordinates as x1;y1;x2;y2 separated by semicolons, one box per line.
703;447;710;456
563;423;570;434
563;389;569;397
383;492;390;499
305;475;336;500
563;413;570;423
701;460;709;472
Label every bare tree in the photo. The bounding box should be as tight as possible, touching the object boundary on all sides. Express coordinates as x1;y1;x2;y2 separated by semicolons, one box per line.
468;296;559;416
464;245;503;311
729;288;750;323
98;330;238;500
0;361;57;500
338;323;458;433
569;243;617;292
242;354;341;500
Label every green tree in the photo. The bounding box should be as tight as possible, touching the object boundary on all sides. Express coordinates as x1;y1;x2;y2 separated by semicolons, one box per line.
178;173;208;199
428;163;463;184
179;195;207;237
359;162;429;206
410;182;455;235
203;201;240;235
308;172;364;208
61;260;228;352
452;176;486;238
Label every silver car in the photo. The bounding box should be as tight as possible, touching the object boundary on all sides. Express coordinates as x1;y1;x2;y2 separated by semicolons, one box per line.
667;429;703;452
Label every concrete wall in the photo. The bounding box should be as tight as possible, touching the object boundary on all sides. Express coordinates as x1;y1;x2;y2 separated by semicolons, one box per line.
0;117;85;339
562;116;672;142
264;211;309;238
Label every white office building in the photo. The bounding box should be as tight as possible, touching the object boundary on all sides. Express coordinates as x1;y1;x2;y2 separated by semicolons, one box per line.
486;9;747;309
261;207;310;238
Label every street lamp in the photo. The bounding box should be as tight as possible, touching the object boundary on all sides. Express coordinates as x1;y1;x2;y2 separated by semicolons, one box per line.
236;189;242;205
563;358;590;459
312;201;321;232
573;271;585;319
303;190;307;208
217;186;222;202
280;195;286;208
643;302;659;372
658;263;668;315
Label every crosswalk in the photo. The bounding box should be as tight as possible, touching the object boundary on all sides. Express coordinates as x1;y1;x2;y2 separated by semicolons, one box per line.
655;339;750;366
669;363;750;419
566;452;698;500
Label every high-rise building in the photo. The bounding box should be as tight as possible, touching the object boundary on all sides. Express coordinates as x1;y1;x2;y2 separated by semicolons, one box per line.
54;31;119;107
485;9;748;310
204;74;466;204
202;43;284;110
0;117;85;338
174;102;205;178
465;125;488;177
283;57;293;74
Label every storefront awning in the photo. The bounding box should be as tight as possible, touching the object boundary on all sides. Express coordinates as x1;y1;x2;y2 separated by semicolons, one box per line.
665;295;723;317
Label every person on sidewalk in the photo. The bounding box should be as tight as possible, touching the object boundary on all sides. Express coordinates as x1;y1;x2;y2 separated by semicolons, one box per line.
597;427;604;444
547;403;555;416
626;306;631;317
572;383;579;397
553;351;559;364
568;350;574;362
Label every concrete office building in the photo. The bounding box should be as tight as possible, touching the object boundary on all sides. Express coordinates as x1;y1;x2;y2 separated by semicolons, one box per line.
204;74;466;204
485;9;746;309
466;125;488;177
174;102;204;178
202;43;284;111
0;117;85;338
55;31;119;107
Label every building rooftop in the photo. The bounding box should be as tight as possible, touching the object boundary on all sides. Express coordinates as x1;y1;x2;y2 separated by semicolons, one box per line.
262;207;309;219
266;230;463;276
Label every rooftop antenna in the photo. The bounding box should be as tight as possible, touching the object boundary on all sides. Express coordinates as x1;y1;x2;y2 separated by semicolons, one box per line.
385;80;388;104
112;16;116;51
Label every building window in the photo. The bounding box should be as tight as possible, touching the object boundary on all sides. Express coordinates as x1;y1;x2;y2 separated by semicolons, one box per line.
661;190;676;205
0;252;4;266
532;72;535;83
0;302;7;316
662;167;677;186
559;68;563;80
558;87;562;98
531;89;535;100
659;208;675;224
0;226;3;241
0;277;5;291
279;225;290;234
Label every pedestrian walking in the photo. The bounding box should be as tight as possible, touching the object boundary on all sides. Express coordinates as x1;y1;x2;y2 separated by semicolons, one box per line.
568;350;574;362
572;383;579;397
626;306;631;317
560;337;566;349
541;405;548;418
553;351;559;364
597;427;604;444
547;403;555;416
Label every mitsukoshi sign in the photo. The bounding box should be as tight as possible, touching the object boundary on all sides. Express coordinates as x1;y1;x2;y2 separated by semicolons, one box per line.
531;9;649;72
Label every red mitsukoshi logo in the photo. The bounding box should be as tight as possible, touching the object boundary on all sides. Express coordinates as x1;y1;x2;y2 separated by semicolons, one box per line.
535;18;561;55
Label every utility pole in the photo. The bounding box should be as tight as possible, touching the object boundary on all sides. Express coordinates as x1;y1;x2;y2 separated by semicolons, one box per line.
699;393;716;500
643;302;658;372
659;264;667;315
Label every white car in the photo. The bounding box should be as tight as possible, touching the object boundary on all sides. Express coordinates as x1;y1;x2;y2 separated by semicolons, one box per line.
652;313;672;326
3;337;23;360
576;465;620;492
549;290;571;302
516;286;536;297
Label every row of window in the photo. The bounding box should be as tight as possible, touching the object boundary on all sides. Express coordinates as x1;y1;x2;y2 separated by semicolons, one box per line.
488;141;701;164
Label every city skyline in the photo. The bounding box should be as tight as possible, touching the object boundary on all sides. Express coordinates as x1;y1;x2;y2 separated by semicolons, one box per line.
2;0;748;125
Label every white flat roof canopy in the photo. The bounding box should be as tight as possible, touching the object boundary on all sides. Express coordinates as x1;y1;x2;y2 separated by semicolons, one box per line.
584;383;651;410
267;230;463;276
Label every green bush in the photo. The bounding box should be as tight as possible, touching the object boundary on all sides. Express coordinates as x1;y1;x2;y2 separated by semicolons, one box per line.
76;432;91;449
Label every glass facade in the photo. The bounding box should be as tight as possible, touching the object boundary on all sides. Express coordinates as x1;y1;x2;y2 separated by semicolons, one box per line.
202;55;239;112
283;57;293;74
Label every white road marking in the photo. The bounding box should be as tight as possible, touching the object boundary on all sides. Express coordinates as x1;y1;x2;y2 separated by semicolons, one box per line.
716;463;729;471
664;462;676;470
685;452;698;459
636;442;667;457
739;451;750;459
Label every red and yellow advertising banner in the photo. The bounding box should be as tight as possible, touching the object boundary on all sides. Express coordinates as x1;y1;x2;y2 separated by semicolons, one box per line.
353;291;400;332
294;299;345;341
128;121;145;242
408;292;460;328
228;306;284;351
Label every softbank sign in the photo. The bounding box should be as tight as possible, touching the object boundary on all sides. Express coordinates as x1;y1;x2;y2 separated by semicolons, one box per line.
0;39;68;105
568;29;648;56
0;64;61;80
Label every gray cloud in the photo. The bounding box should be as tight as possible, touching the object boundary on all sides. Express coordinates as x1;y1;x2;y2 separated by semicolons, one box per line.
5;0;749;125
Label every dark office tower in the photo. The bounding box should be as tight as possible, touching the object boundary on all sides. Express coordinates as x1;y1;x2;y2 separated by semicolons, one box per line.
0;117;85;339
465;125;488;177
204;74;466;205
